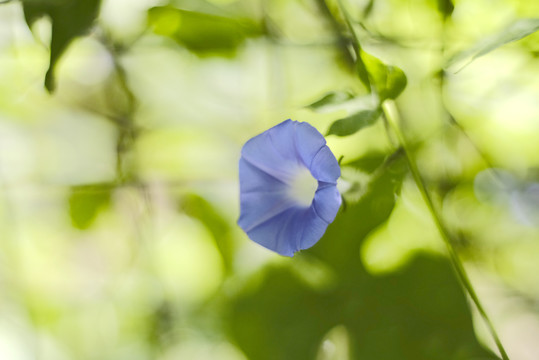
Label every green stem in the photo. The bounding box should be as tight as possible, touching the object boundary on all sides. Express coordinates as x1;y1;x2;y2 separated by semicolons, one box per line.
99;30;139;184
331;0;510;356
382;101;510;360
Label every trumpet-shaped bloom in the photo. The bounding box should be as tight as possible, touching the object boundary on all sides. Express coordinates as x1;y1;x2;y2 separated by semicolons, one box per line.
238;120;341;256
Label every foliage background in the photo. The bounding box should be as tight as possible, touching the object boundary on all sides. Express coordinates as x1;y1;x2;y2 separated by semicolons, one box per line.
0;0;538;359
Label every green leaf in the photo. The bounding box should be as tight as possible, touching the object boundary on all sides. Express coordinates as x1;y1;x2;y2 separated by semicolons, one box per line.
362;51;407;102
363;0;375;18
436;0;454;19
22;0;101;92
447;18;539;70
227;265;336;360
68;184;111;230
178;194;234;274
326;108;381;137
148;6;263;56
307;91;354;110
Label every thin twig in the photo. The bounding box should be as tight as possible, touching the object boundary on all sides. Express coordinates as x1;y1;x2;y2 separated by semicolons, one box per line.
97;29;140;183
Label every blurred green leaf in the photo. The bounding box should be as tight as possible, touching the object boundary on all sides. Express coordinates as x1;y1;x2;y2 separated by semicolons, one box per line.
436;0;454;19
22;0;101;92
179;194;234;274
344;254;500;360
344;151;389;173
68;184;111;230
363;0;375;18
228;254;498;359
326;108;382;136
148;301;177;348
227;265;337;360
148;6;263;56
447;18;539;70
307;91;354;110
362;51;407;102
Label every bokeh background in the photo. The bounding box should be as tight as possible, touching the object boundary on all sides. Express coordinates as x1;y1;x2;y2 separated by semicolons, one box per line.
0;0;538;359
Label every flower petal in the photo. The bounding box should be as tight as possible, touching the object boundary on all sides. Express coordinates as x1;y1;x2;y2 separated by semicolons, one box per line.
238;158;287;194
313;184;342;223
294;121;327;166
298;206;331;251
310;146;341;183
238;158;295;231
267;120;326;168
241;123;299;182
245;207;303;256
245;206;329;257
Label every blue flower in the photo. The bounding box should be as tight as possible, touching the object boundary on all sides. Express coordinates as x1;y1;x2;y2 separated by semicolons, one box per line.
238;119;342;256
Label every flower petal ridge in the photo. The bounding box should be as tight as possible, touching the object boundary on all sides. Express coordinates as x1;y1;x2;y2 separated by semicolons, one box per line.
238;120;342;256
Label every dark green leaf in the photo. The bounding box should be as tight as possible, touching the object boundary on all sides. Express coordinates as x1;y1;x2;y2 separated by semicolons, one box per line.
307;91;354;110
148;6;263;56
362;51;407;102
227;265;337;360
436;0;454;19
22;0;101;92
68;184;111;230
326;108;382;136
447;18;539;70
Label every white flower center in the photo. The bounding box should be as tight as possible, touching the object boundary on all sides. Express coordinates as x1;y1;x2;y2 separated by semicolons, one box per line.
288;166;318;207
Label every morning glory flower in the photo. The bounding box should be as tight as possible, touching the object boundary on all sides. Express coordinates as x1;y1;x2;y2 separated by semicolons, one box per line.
238;119;342;256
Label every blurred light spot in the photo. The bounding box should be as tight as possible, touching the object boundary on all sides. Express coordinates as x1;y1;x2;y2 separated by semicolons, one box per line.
362;225;413;274
154;215;224;304
510;183;539;227
150;8;182;36
0;328;32;360
136;129;237;181
474;168;516;204
316;325;350;360
29;16;52;46
474;169;539;227
60;38;113;86
503;312;539;360
206;0;239;4
161;340;247;360
101;0;161;37
497;242;539;294
0;122;34;183
290;256;336;291
37;109;116;185
36;332;70;360
361;181;442;275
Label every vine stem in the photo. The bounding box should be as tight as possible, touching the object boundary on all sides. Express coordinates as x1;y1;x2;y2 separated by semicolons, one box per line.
330;0;510;356
382;100;510;360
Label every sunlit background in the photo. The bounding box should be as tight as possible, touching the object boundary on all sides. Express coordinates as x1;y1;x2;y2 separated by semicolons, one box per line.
0;0;538;359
